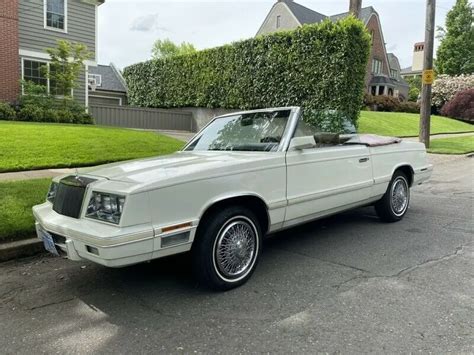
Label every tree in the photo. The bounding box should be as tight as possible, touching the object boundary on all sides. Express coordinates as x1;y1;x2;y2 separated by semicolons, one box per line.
436;0;474;75
45;40;90;97
405;76;422;102
151;39;196;59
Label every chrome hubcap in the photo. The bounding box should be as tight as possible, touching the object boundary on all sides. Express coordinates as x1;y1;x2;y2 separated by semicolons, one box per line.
215;218;257;279
391;177;409;215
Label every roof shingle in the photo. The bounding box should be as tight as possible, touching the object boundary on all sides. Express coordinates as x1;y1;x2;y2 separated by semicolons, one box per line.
89;63;127;93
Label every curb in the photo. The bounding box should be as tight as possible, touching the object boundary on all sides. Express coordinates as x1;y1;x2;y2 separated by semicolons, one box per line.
0;238;45;263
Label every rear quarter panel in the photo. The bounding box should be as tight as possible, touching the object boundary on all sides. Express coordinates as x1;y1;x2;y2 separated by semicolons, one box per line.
370;141;430;197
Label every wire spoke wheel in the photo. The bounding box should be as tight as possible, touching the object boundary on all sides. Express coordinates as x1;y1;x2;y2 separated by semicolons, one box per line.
390;177;409;216
214;217;258;281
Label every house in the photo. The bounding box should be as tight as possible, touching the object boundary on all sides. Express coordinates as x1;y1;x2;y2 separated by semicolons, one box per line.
0;0;104;107
401;42;424;79
256;0;409;100
88;63;128;106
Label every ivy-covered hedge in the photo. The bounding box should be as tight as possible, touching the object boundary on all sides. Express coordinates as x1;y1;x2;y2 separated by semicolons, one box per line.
124;17;370;127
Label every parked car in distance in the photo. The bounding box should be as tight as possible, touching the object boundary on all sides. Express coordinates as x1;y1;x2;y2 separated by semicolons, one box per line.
33;107;432;290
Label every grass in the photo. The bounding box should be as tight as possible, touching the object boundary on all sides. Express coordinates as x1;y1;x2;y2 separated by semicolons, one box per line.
0;179;51;242
0;121;185;173
427;136;474;155
359;111;474;137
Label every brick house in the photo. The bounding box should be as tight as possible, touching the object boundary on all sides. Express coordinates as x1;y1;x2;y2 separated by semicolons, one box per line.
0;0;104;107
257;0;409;100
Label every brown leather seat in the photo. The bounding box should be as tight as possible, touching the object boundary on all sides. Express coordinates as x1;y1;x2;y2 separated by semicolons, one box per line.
313;133;340;147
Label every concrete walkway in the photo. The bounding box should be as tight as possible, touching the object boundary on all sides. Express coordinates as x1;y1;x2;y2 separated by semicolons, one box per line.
0;131;471;182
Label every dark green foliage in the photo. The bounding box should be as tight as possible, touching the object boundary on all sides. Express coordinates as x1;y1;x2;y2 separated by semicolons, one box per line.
124;18;371;130
18;106;44;121
405;76;422;102
441;88;474;122
364;94;400;112
6;81;95;124
436;0;474;75
363;94;420;113
0;102;16;120
395;101;420;114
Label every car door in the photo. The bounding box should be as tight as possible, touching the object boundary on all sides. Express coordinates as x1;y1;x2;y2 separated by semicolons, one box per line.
284;120;374;228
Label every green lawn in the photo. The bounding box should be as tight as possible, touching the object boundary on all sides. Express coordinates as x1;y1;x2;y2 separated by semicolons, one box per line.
0;121;184;173
359;111;474;137
0;179;51;242
427;136;474;155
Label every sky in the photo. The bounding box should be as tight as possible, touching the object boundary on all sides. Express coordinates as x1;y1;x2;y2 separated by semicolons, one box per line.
97;0;457;70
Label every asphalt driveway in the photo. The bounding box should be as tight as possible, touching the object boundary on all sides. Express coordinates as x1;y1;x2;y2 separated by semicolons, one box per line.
0;155;472;354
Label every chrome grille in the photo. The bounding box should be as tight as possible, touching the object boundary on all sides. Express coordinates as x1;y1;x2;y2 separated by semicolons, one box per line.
52;176;96;219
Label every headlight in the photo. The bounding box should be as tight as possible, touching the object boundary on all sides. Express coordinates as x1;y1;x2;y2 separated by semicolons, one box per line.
47;182;59;203
86;191;126;225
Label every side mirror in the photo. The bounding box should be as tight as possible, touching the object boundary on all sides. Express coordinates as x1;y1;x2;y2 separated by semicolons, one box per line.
289;136;316;150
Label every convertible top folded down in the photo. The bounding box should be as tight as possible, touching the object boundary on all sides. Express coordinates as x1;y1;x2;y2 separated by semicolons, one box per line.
345;134;402;147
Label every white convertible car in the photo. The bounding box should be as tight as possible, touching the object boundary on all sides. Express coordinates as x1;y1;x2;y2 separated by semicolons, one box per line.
33;107;432;290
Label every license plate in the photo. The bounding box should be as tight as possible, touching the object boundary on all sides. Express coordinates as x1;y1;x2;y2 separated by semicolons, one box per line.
36;225;59;256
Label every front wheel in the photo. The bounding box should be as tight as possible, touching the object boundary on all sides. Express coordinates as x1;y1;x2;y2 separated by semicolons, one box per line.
192;206;262;291
375;171;410;222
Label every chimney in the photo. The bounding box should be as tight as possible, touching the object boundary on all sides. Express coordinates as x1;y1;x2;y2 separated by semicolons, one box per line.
349;0;362;19
412;42;425;72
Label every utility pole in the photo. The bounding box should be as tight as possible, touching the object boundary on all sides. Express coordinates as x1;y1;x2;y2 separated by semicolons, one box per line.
419;0;436;148
349;0;362;18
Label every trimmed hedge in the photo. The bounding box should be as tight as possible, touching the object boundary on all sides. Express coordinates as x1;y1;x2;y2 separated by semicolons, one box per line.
124;17;370;130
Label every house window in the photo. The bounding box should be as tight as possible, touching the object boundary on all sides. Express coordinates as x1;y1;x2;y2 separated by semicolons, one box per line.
22;59;71;97
276;15;281;29
372;59;382;74
45;0;67;31
23;60;47;87
88;74;102;87
390;69;398;79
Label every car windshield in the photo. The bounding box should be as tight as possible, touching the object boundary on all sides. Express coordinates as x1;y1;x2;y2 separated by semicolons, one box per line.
185;110;291;152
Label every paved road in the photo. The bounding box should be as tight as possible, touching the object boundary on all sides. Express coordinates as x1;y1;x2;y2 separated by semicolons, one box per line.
0;156;472;354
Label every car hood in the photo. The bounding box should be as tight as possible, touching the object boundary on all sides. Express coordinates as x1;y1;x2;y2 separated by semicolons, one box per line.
80;151;282;190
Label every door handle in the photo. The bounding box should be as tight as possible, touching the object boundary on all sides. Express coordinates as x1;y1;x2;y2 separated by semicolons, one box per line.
359;157;370;163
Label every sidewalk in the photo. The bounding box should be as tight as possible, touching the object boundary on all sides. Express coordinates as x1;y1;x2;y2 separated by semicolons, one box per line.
0;168;76;182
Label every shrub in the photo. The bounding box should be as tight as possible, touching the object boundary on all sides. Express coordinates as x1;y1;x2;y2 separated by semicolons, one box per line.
395;101;420;113
440;88;474;122
56;110;75;123
78;112;95;124
124;17;371;131
17;82;94;124
43;109;60;123
18;106;45;122
432;74;474;109
364;94;400;112
0;102;16;121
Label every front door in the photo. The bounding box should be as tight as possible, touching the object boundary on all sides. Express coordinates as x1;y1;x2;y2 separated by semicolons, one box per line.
284;120;374;227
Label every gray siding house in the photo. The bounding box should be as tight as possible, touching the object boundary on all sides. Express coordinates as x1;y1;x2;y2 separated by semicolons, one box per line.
88;63;128;106
18;0;104;107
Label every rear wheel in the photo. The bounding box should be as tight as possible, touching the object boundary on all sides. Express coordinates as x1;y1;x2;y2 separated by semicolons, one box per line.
375;171;410;222
192;206;262;291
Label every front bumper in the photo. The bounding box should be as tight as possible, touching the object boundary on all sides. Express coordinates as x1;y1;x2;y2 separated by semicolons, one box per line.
33;202;195;267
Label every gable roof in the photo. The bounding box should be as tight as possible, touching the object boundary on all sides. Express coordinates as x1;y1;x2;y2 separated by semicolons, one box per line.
329;6;376;25
280;0;327;24
89;63;127;93
387;53;400;71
